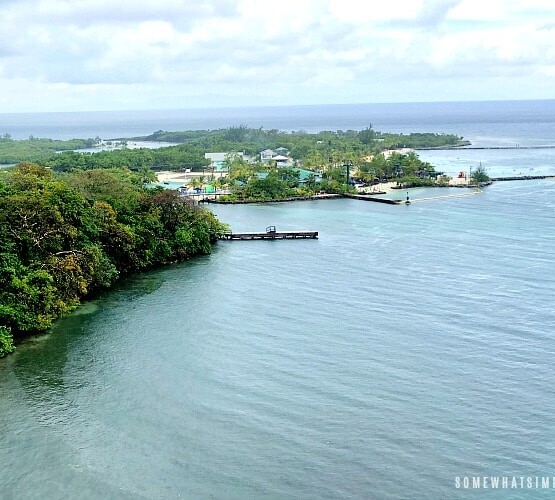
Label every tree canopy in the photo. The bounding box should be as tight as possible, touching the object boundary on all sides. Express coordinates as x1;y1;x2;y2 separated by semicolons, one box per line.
34;126;465;174
471;164;491;184
0;163;228;357
0;136;98;164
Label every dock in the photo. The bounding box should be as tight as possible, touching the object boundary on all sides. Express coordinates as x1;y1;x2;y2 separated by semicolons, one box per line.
219;226;318;240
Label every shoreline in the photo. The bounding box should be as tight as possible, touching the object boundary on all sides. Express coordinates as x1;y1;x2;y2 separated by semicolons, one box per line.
205;193;342;204
158;170;554;207
200;176;554;206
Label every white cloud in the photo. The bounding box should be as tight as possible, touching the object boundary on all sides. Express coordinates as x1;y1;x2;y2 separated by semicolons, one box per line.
328;0;421;23
447;0;555;22
0;0;554;111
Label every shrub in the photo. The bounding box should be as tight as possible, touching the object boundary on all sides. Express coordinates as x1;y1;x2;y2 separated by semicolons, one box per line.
0;325;15;357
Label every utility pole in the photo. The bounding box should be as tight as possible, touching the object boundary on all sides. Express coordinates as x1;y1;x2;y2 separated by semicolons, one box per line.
344;160;353;185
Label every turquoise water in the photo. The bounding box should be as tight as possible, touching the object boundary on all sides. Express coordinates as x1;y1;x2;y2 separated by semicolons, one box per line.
2;101;555;497
418;148;555;178
2;179;555;498
155;181;186;190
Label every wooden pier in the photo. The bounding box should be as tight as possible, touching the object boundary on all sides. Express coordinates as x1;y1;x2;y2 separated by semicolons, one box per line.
220;226;318;240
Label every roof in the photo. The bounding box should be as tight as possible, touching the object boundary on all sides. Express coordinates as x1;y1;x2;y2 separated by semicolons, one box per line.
273;155;289;161
205;152;249;162
204;152;227;162
296;168;320;181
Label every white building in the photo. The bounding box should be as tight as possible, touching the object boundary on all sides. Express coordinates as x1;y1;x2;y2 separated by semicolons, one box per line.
259;148;293;166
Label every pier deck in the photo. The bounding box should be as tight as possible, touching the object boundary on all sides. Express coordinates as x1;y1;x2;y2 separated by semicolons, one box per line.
220;228;318;240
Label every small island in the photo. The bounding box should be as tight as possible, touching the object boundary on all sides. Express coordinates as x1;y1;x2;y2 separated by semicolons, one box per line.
37;125;474;202
139;127;478;202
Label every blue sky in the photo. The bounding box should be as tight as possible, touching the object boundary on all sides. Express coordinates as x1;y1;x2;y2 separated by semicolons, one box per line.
1;0;554;112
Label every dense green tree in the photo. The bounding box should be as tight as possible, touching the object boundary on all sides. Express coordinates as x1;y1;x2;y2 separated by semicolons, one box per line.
0;326;15;357
0;163;228;354
358;125;376;145
35;126;462;178
0;137;95;164
471;164;490;184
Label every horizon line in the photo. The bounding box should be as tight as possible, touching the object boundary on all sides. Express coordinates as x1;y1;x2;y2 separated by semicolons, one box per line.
1;98;554;116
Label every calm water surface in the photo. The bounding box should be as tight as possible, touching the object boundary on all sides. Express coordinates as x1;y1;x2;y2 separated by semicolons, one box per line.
2;179;555;499
2;100;555;143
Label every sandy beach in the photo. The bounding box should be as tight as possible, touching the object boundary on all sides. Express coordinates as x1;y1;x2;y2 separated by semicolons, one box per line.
448;177;471;186
156;170;224;185
156;171;475;195
356;181;398;194
157;171;401;193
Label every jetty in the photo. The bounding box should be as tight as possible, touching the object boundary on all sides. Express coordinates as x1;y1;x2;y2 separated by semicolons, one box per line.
417;145;555;151
343;194;402;205
220;226;318;240
491;175;555;182
204;193;341;204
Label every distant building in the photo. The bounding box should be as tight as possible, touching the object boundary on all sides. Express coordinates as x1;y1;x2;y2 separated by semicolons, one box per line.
260;149;275;163
259;148;293;167
204;151;251;172
382;148;414;159
272;155;292;167
297;168;322;184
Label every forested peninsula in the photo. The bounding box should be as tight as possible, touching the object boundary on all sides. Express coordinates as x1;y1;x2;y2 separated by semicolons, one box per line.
0;126;467;171
0;163;228;357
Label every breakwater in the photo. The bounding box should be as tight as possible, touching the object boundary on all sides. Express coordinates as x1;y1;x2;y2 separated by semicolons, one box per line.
203;194;341;204
193;176;552;207
491;175;555;181
417;145;555;150
205;193;401;205
343;194;401;204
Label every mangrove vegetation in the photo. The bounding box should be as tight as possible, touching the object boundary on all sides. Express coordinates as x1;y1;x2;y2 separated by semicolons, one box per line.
0;163;229;357
0;134;99;164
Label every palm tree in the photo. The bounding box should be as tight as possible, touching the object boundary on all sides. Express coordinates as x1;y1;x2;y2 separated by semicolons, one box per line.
188;177;202;190
138;166;156;185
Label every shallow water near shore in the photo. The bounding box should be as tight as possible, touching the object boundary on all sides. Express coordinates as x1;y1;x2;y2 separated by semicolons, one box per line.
2;179;555;498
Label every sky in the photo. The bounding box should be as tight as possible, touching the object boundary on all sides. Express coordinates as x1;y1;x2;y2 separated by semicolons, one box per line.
1;0;554;112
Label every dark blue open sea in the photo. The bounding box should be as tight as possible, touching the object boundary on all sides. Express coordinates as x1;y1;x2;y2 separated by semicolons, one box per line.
1;101;555;498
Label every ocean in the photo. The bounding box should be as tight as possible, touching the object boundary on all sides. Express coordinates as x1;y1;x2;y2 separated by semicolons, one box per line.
1;99;555;144
1;101;555;499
